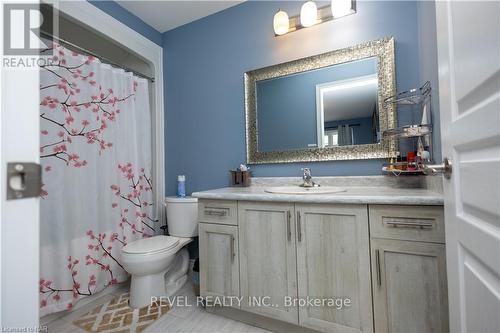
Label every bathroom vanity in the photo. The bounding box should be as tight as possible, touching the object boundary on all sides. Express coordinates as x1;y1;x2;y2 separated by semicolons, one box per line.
193;177;448;333
192;34;449;333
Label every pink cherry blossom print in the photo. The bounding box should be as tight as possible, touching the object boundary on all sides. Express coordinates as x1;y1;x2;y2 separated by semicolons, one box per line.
38;44;155;316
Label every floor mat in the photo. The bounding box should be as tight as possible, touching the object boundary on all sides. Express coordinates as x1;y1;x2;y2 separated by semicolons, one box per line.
73;293;169;333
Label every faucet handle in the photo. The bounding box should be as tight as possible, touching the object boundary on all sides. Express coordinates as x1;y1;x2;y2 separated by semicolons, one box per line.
302;168;311;178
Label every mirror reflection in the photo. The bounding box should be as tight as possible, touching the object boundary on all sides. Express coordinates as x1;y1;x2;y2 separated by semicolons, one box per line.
256;57;379;153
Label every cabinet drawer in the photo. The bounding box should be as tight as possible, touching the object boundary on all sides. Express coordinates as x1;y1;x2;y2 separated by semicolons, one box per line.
369;205;444;243
198;199;237;225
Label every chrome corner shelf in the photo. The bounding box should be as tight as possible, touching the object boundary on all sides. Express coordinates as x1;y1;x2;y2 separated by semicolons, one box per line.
382;163;425;176
383;81;431;107
382;124;432;139
381;81;435;176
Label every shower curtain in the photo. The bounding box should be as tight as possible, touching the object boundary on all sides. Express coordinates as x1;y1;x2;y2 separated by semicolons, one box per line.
338;125;353;146
38;43;157;316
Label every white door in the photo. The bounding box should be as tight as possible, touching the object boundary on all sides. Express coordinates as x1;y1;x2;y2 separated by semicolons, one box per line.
0;1;41;328
435;1;500;332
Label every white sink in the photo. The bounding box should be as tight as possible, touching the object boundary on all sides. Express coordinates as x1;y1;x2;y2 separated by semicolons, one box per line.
264;186;347;195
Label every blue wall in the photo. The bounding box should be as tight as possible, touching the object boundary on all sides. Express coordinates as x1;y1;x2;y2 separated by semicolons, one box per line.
257;58;377;152
325;117;375;145
162;0;436;195
417;1;441;162
88;1;162;45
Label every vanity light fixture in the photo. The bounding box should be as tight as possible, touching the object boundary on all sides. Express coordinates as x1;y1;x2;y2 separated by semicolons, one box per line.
273;0;356;36
300;1;318;28
331;0;353;18
273;9;289;36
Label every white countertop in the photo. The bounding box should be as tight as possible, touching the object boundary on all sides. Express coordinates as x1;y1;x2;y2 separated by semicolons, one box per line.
192;185;444;206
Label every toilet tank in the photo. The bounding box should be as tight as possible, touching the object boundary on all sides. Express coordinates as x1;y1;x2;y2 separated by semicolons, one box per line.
165;197;198;237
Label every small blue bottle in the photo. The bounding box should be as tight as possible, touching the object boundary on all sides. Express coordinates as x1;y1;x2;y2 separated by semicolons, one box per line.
177;175;186;197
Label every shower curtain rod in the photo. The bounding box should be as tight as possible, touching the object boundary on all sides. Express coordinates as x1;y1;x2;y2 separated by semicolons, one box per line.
40;32;155;83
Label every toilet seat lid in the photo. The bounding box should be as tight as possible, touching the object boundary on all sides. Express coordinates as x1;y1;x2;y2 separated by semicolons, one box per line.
122;235;180;254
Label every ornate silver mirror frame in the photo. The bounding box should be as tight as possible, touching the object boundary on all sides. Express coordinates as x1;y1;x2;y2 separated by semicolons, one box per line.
244;36;396;164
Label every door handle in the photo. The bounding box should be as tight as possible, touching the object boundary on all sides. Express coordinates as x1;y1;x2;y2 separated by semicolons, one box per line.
287;211;291;241
385;218;433;229
375;249;382;287
204;208;228;216
230;235;235;261
297;211;302;242
423;157;452;179
6;162;42;200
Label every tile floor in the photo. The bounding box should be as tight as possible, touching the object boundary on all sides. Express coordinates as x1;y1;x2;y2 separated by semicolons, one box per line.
42;281;272;333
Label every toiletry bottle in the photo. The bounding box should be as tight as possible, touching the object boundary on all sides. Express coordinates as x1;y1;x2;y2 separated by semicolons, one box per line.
422;146;431;162
417;137;425;158
407;152;416;171
177;175;186;197
393;151;401;170
388;157;395;170
401;156;408;170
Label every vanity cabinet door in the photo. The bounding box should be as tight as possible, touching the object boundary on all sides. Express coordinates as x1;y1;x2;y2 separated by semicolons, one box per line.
371;238;449;333
238;202;298;324
199;223;240;304
295;204;373;333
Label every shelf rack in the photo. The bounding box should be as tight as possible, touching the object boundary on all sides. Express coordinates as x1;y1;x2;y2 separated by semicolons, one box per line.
383;80;431;106
381;81;433;176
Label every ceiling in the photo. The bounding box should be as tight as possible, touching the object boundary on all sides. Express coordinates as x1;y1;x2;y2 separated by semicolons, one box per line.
323;78;378;122
117;1;244;33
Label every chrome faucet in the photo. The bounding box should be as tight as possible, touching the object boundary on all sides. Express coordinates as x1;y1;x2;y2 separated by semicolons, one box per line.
301;168;315;187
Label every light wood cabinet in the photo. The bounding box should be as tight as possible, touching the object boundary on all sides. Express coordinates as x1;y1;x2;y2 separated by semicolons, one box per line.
370;238;449;333
296;204;373;333
369;205;445;243
198;199;447;333
237;201;298;324
199;223;240;304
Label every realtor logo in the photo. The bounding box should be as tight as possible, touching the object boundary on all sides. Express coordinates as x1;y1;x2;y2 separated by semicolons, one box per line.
3;3;55;55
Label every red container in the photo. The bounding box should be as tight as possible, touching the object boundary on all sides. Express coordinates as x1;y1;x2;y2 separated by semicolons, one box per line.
407;151;416;170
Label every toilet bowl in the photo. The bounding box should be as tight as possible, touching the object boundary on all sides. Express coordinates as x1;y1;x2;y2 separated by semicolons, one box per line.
122;236;192;308
121;196;198;308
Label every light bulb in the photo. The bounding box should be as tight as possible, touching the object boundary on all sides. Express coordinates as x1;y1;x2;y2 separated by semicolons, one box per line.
331;0;352;18
273;10;289;35
300;1;318;28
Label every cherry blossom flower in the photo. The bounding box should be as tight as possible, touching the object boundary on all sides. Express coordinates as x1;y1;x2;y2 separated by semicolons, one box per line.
65;116;74;125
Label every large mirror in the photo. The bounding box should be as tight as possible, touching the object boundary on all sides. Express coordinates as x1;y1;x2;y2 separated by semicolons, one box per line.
245;37;396;164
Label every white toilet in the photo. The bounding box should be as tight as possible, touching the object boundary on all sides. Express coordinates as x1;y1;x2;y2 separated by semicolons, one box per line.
121;196;198;308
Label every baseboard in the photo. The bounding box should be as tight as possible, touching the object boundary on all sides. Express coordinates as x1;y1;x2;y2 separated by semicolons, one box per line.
206;306;321;333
